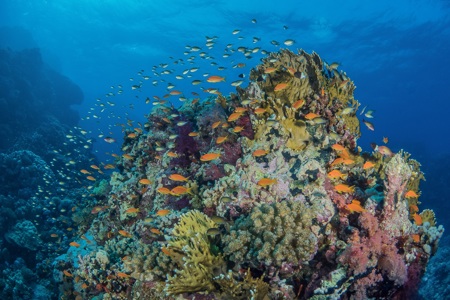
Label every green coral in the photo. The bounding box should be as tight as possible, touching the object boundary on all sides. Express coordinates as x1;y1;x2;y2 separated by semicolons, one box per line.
92;179;110;196
223;201;317;269
165;210;225;295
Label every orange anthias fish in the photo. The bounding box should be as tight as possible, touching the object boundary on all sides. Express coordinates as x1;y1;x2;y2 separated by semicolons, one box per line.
122;154;134;160
188;132;199;137
63;270;73;277
409;204;419;213
363;161;375;170
274;83;288;92
91;206;109;214
331;144;345;151
304;112;320;120
118;230;133;238
139;178;152;185
264;67;277;74
69;241;80;248
257;178;277;187
169;174;189;182
212;121;221;129
330;157;344;167
207;75;225;83
170;186;190;196
334;184;355;194
234;107;247;113
167;151;178;158
161;247;172;256
117;272;130;279
157;187;171;194
200;153;221;162
150;228;162;235
292;99;305;110
156;209;171;216
80;169;91;174
411;234;420;243
86;176;96;181
327;170;346;180
339;149;351;159
342;158;355;165
253;149;268;157
216;136;228;144
125;208;140;214
254;107;267;115
287;67;296;76
405;190;419;199
228;112;243;122
412;213;423;226
346;200;366;213
233;126;244;133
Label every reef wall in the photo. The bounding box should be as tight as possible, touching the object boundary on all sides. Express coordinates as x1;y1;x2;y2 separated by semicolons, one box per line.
0;47;82;150
0;44;99;299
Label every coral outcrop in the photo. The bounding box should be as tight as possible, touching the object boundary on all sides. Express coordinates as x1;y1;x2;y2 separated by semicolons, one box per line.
56;49;443;299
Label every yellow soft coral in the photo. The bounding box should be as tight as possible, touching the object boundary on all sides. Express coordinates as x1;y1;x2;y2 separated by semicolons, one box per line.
165;210;225;295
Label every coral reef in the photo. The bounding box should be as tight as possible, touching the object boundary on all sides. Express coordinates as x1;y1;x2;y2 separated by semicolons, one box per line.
0;45;99;300
5;220;42;251
55;49;443;299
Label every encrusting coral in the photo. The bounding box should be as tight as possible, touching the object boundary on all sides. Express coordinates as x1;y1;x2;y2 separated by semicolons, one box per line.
55;49;444;299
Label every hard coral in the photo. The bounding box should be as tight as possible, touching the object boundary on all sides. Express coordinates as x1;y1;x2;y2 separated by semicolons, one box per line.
223;201;317;272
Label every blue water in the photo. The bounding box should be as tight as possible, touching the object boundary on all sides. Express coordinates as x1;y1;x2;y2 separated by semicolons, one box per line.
1;0;449;298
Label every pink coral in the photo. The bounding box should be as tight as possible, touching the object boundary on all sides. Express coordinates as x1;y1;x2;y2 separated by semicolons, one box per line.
359;211;379;237
203;164;226;181
221;141;242;165
338;230;371;275
352;269;383;300
378;244;408;285
323;175;348;213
